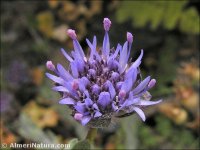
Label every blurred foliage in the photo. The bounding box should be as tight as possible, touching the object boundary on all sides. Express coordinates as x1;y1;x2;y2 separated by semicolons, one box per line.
23;101;59;128
116;1;199;34
1;0;199;150
71;140;91;150
138;115;199;149
13;113;60;144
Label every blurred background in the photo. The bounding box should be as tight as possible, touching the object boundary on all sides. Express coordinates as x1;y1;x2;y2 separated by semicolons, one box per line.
1;0;199;149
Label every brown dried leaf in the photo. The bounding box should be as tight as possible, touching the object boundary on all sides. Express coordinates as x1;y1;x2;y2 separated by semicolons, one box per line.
58;1;79;22
186;116;200;130
30;67;44;86
0;122;16;144
181;91;199;111
36;11;54;37
159;103;188;125
179;62;200;81
52;25;68;42
48;0;60;9
23;101;59;128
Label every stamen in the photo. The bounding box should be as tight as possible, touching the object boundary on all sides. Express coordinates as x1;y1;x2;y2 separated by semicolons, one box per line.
74;113;83;121
148;79;156;89
127;32;133;43
72;79;79;90
119;90;126;99
103;18;111;31
46;61;55;71
67;29;77;40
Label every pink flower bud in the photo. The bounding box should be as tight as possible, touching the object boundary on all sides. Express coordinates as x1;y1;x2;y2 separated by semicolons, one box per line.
127;32;133;43
72;79;79;90
148;79;156;89
119;90;126;99
67;29;77;40
103;18;111;31
74;113;83;121
46;61;55;71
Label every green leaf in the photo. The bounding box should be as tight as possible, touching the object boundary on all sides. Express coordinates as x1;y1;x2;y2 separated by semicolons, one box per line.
116;1;199;34
71;140;91;150
68;138;79;149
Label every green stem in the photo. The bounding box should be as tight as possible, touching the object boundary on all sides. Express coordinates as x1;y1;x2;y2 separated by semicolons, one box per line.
86;128;98;144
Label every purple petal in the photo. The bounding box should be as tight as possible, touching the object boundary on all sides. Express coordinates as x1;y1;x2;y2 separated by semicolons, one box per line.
121;77;133;93
81;77;90;86
61;48;73;62
110;44;121;60
81;116;92;126
92;103;99;110
75;103;86;114
111;72;120;81
136;99;162;106
112;103;118;111
123;97;140;108
132;107;146;121
108;59;119;70
84;90;90;98
87;36;101;61
85;98;93;106
132;76;151;95
45;73;64;85
98;92;111;108
125;66;137;81
73;40;85;60
71;50;82;61
116;82;123;90
87;39;95;61
52;86;68;92
86;38;93;50
106;81;116;99
78;81;86;92
88;69;96;76
102;32;110;59
59;98;75;105
70;61;79;78
119;41;128;73
71;51;85;71
127;49;143;73
63;81;74;93
94;111;102;118
92;84;100;95
57;64;73;81
76;60;85;72
121;68;137;93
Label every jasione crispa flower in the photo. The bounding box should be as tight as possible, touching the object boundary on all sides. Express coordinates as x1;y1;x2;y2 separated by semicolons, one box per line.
46;18;162;128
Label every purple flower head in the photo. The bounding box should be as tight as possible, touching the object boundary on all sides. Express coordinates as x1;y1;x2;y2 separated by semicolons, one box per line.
46;18;162;128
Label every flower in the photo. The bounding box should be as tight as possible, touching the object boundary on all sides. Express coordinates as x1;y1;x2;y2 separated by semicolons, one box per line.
46;17;162;128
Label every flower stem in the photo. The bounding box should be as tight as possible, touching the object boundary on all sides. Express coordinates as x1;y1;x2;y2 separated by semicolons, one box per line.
86;128;98;144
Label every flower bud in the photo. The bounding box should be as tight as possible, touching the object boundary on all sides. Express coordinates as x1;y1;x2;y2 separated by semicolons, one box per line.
46;61;55;71
72;80;79;90
119;90;126;99
148;79;156;89
103;18;111;31
127;32;133;43
92;84;100;95
74;113;83;121
67;29;77;40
